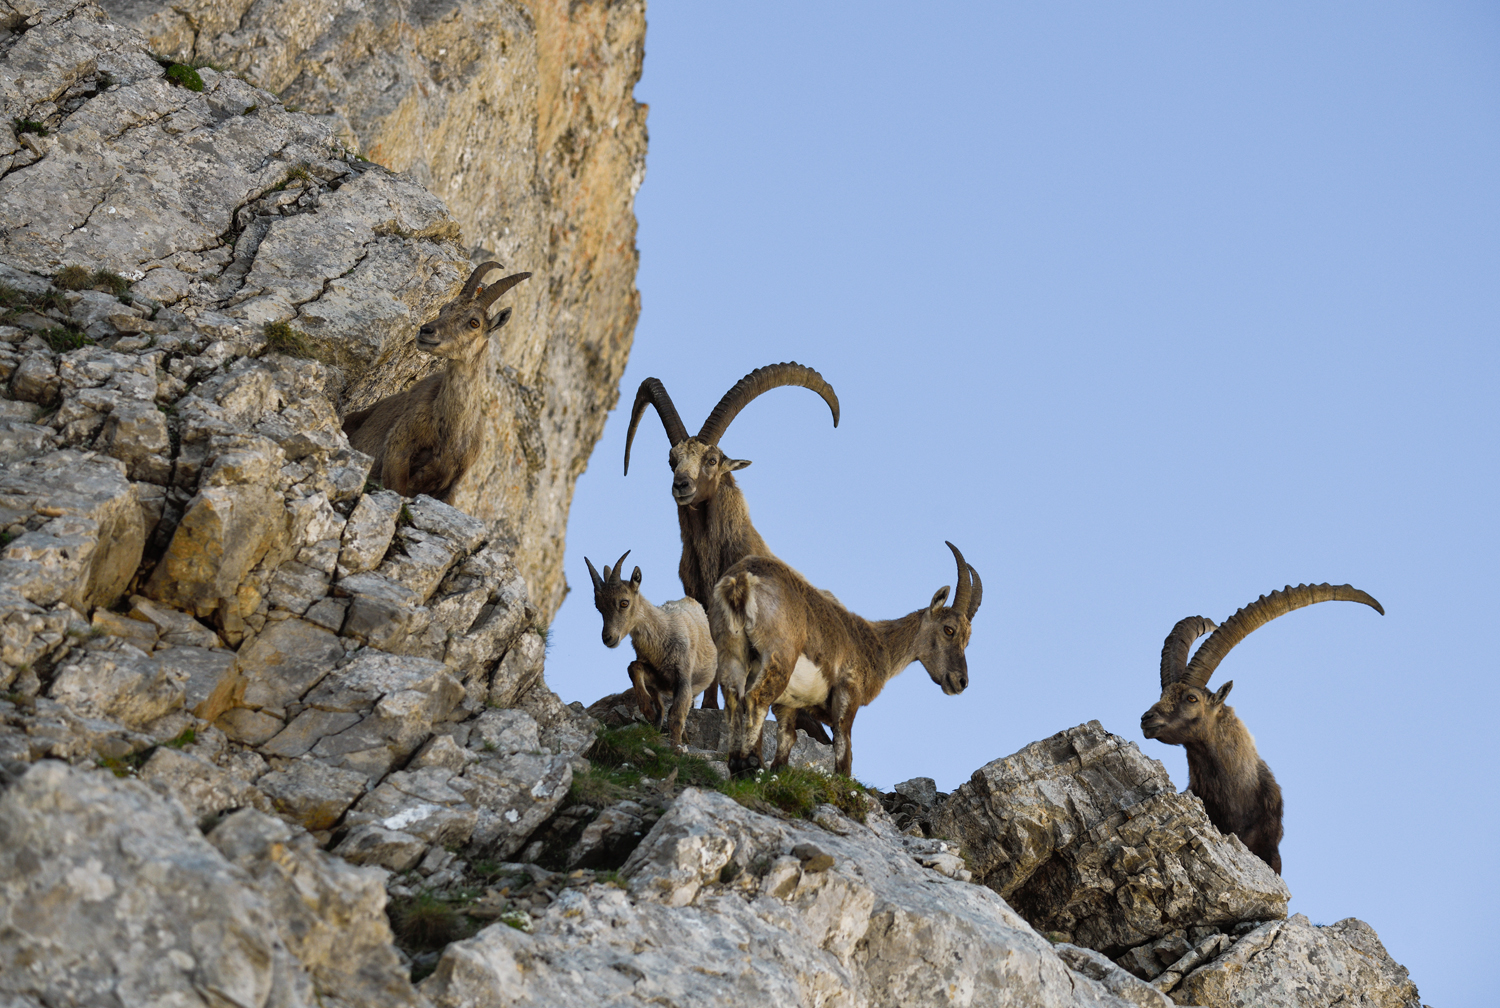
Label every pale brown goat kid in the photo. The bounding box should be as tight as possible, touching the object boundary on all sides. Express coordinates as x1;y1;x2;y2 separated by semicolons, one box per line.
1141;582;1384;874
342;262;530;500
587;551;717;748
711;542;983;778
625;362;839;723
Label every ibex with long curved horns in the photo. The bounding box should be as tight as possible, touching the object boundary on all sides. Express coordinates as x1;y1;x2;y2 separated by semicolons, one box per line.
342;262;530;500
711;542;983;777
625;362;839;717
586;550;716;748
1141;582;1384;873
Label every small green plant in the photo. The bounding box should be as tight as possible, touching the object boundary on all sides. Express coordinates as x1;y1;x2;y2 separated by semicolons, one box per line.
164;728;197;749
718;765;870;823
0;530;17;549
498;909;531;932
389;893;465;951
164;64;204;92
96;750;151;778
91;269;129;297
54;264;92;290
11;118;48;137
397;504;414;526
363;477;385;494
40;327;92;352
262;320;316;358
0;283;23;308
596;869;627;889
33;289;67;312
583;723;724;792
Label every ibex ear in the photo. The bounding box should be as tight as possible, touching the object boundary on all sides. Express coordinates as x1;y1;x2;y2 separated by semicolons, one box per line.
630;566;642;588
725;458;751;471
1211;680;1234;706
928;586;950;615
488;306;513;331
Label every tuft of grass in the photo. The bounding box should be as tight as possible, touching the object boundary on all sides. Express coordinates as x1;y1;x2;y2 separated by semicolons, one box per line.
397;504;414;526
41;327;92;352
0;283;24;309
164;64;204;92
11;118;47;137
596;869;627;889
586;722;722;789
54;264;92;290
718;765;870;824
0;530;18;549
92;269;129;297
96;750;151;778
565;765;630;808
498;909;531;932
163;728;196;749
389;893;465;952
262;320;317;359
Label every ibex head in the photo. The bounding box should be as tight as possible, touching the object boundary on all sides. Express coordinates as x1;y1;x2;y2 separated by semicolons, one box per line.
585;550;642;649
416;261;531;360
914;542;983;695
1142;583;1384;744
623;363;840;507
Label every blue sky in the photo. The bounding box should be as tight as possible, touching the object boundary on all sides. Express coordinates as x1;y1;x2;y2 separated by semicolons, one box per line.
544;4;1499;1003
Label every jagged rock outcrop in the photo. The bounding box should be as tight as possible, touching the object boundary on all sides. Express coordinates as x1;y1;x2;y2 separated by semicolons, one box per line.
930;721;1291;953
420;787;1160;1008
104;0;648;619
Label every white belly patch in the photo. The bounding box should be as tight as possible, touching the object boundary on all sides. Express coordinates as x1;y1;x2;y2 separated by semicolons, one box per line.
776;655;829;707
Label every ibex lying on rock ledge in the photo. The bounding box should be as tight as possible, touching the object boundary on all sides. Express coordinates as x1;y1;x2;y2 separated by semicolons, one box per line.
625;362;839;723
712;542;983;777
1141;582;1384;873
342;262;530;500
586;550;716;748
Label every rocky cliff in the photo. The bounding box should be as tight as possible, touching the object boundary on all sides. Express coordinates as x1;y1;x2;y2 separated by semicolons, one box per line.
98;0;648;620
0;3;1428;1006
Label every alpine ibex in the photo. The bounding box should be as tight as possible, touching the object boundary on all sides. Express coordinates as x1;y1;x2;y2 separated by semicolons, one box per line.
711;542;983;777
342;262;530;500
625;361;839;718
1141;582;1384;873
586;550;716;748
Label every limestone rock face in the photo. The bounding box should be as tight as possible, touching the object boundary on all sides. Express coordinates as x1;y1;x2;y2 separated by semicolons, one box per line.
105;0;648;619
422;787;1151;1008
1171;915;1422;1008
0;761;318;1008
929;721;1290;953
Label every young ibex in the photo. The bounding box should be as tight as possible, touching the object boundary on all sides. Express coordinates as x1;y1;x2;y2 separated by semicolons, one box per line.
1141;582;1384;873
625;361;840;717
342;262;530;500
711;542;983;777
586;550;716;748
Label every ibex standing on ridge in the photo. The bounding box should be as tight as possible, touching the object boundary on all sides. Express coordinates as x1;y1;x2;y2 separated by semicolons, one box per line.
625;362;839;720
586;551;716;748
342;262;530;501
712;542;983;778
1141;582;1385;873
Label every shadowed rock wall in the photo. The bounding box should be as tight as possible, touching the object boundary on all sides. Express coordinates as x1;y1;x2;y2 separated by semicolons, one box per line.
103;0;648;621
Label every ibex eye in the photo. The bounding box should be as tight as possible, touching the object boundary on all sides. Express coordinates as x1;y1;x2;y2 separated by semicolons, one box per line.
618;600;629;610
1186;695;1198;703
944;626;955;636
468;318;481;329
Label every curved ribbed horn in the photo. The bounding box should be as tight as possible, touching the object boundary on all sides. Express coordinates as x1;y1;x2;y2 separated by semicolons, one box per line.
696;362;840;446
584;556;604;591
624;378;689;475
1160;616;1217;689
462;261;503;299
1183;583;1385;687
605;550;631;585
476;271;531;310
965;562;982;620
945;542;972;618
